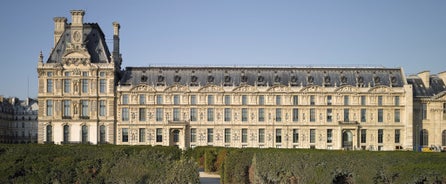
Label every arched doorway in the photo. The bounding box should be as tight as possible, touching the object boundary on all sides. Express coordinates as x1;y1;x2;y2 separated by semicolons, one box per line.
169;129;183;148
342;130;353;150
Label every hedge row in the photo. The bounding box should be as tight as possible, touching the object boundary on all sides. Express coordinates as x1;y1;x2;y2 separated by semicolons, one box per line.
0;144;199;183
189;147;446;184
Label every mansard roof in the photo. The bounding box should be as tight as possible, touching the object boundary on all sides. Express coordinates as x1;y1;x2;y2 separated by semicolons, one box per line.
407;75;446;97
119;66;406;88
46;23;111;64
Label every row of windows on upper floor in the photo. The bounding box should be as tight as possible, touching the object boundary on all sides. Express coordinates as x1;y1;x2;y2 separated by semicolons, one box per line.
121;127;403;145
120;94;402;107
120;107;403;123
46;71;108;78
45;78;108;94
45;100;108;118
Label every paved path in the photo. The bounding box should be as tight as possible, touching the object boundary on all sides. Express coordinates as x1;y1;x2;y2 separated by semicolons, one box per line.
199;170;220;184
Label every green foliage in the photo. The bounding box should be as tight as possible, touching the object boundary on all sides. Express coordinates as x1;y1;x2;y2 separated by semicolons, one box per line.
0;144;198;184
204;148;217;172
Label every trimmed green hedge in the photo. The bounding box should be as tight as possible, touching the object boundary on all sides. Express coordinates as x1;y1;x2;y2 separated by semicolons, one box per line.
189;147;446;184
0;144;199;183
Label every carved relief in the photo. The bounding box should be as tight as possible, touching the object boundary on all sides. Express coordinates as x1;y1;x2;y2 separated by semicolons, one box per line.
233;85;258;92
198;85;224;93
130;84;156;92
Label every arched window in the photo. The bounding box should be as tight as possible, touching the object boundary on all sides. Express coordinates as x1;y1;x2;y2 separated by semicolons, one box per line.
82;125;88;144
420;129;429;146
46;125;52;143
442;130;446;146
63;125;69;144
99;125;106;144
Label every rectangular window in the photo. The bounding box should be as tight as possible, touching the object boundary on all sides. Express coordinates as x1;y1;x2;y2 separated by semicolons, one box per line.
82;79;88;93
259;95;265;105
276;129;282;143
99;100;106;116
190;108;197;121
275;108;282;122
361;109;366;122
422;103;427;120
173;108;180;121
344;109;350;122
310;95;315;105
139;128;145;142
122;94;129;104
139;108;146;121
394;109;400;122
242;129;248;143
139;94;146;105
122;128;128;142
190;128;197;142
327;129;333;143
443;103;446;120
361;96;366;106
242;108;248;122
208;95;214;105
327;109;332;122
395;129;400;143
64;79;71;93
378;109;383;122
207;108;214;122
99;72;105;77
361;129;367;143
190;95;197;105
224;95;231;105
207;128;214;143
292;129;299;143
224;128;231;143
224;108;231;122
242;95;248;105
122;108;129;121
259;129;265;143
378;129;383;143
293;95;298;105
276;95;281;105
258;108;265;122
63;100;71;117
292;108;299;122
310;108;315;122
81;100;89;117
173;95;180;105
395;96;400;106
156;128;163;142
99;79;106;93
344;96;349;105
310;129;316;143
327;95;332;105
378;96;383;106
46;100;53;116
156;108;163;121
47;79;53;93
156;95;163;105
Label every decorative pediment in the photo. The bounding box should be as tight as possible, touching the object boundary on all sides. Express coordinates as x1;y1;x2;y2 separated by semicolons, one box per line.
300;85;324;93
368;85;391;93
432;91;446;101
164;84;190;93
198;84;224;93
130;84;156;92
335;85;358;93
61;43;91;66
233;85;258;93
266;85;290;92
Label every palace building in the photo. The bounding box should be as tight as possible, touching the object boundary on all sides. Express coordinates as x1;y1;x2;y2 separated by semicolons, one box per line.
37;10;446;151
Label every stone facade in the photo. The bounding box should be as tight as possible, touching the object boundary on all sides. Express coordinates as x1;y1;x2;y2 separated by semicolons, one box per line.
37;10;445;151
0;97;38;143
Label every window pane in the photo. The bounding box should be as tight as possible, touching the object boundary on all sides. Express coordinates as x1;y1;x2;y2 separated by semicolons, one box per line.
293;108;299;122
293;129;299;143
276;129;282;143
224;108;231;122
242;129;247;143
259;95;264;105
224;129;231;143
190;128;196;142
242;108;248;122
310;129;315;143
122;128;128;142
327;129;333;143
275;108;282;122
139;128;146;142
207;128;213;143
259;129;265;143
310;108;315;122
207;108;214;121
156;128;163;142
190;108;197;121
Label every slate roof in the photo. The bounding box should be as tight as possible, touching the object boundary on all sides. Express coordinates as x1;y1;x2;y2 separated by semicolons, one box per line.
407;75;446;97
47;23;111;63
119;66;406;88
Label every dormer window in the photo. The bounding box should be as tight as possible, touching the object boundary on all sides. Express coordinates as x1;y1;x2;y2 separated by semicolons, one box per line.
374;76;381;84
157;75;165;82
274;75;281;83
224;76;231;82
258;76;264;82
341;76;347;84
208;76;214;83
307;76;314;84
241;75;248;83
141;75;148;82
191;75;198;82
174;75;181;83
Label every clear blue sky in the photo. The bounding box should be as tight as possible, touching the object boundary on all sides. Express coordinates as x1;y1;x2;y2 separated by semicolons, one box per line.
1;1;445;99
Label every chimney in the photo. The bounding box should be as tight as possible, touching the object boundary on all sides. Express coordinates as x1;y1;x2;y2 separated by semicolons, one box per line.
53;17;67;46
113;22;120;56
70;10;85;26
417;71;430;88
438;71;446;84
